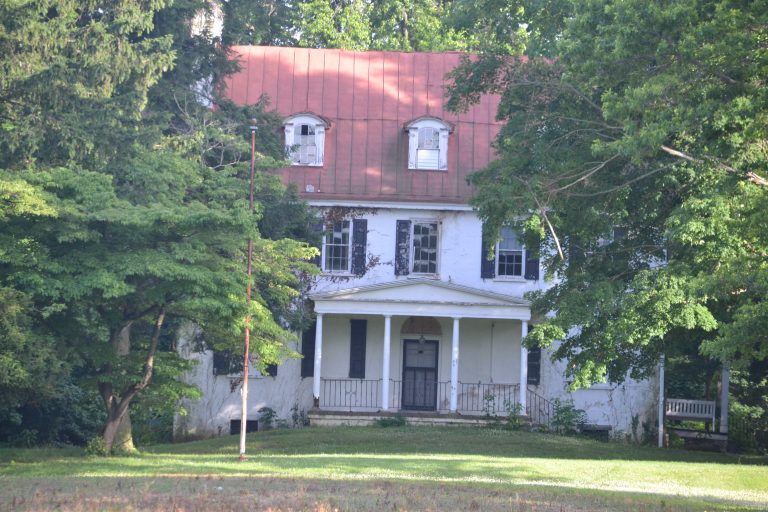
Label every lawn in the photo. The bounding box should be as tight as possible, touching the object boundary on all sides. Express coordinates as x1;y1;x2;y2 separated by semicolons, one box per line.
1;426;767;511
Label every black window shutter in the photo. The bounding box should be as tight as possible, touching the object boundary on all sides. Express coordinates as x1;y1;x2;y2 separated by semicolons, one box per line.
395;220;411;276
351;219;368;276
568;236;584;267
300;321;316;378
349;319;367;379
527;347;541;385
481;230;496;279
311;219;324;267
524;255;539;281
527;325;541;385
213;350;242;376
265;363;278;377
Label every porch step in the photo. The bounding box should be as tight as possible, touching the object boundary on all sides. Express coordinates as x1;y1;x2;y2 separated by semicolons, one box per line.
308;409;531;428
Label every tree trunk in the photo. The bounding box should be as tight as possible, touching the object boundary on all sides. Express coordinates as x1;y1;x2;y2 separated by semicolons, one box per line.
102;396;137;454
99;307;165;454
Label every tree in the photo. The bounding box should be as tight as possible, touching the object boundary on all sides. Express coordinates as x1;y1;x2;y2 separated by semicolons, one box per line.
447;0;767;386
0;1;316;452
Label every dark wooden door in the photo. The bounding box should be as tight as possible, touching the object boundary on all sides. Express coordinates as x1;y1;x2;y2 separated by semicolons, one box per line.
402;339;438;410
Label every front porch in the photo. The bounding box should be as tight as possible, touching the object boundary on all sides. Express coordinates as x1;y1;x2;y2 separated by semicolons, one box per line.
310;378;554;427
308;280;537;422
318;378;520;415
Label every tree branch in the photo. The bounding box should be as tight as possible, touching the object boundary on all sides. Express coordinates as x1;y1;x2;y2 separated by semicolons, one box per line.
660;145;767;186
117;304;167;417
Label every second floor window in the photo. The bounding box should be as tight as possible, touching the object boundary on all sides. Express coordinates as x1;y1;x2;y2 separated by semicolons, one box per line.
497;227;525;277
323;221;351;273
412;222;439;274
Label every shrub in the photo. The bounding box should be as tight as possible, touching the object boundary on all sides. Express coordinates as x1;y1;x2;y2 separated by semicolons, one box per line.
551;399;587;435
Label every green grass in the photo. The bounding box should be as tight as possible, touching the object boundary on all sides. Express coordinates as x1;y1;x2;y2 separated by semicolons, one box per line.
1;426;767;511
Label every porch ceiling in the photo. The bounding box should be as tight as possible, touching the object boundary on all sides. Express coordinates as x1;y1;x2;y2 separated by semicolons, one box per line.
310;278;530;320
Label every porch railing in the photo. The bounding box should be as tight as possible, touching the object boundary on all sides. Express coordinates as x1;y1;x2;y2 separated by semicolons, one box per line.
319;378;520;415
526;388;554;429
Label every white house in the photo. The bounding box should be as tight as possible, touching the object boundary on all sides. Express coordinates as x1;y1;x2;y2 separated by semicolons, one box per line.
174;47;656;439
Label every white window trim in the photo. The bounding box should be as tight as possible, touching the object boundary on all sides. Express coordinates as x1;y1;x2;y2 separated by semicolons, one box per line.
406;118;451;171
410;219;440;276
284;113;327;167
321;220;353;275
494;229;526;280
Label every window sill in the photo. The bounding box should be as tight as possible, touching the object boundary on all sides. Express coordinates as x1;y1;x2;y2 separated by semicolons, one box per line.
321;271;355;277
408;167;447;172
493;276;527;283
407;274;439;280
291;162;324;168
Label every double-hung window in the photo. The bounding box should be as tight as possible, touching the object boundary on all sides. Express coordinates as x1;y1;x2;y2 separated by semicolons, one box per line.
323;221;351;273
412;222;439;274
496;227;525;278
284;113;327;166
317;218;368;276
481;225;540;281
395;219;440;276
406;117;451;170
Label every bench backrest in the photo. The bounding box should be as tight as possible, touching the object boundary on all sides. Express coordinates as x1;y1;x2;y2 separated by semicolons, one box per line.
666;398;716;423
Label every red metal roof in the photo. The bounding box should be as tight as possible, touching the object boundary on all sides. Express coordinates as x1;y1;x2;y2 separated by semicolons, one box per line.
224;46;502;204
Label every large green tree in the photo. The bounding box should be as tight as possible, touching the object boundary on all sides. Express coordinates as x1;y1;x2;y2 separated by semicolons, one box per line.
448;0;767;386
0;0;315;452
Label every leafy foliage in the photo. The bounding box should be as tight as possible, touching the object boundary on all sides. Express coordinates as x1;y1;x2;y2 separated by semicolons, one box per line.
448;0;768;386
0;1;317;451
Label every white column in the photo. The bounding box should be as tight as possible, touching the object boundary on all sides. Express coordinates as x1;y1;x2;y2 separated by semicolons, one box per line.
658;355;665;448
312;313;324;406
519;320;528;412
450;317;460;412
381;315;392;410
720;363;730;434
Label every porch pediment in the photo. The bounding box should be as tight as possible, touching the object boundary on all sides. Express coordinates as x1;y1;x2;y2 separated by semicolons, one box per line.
310;279;530;320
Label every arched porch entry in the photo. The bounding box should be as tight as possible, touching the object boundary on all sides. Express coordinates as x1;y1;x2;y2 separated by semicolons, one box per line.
400;317;442;410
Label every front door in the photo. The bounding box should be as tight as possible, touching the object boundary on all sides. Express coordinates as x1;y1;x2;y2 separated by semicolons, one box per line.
401;339;438;410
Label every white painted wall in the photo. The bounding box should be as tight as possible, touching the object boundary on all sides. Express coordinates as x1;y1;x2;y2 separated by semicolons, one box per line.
177;203;657;439
173;323;314;440
312;206;542;298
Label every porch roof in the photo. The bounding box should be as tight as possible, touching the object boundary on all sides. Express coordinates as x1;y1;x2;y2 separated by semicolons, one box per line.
310;279;530;320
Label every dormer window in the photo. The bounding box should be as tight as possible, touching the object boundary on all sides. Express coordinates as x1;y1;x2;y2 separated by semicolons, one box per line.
406;117;452;171
284;113;328;166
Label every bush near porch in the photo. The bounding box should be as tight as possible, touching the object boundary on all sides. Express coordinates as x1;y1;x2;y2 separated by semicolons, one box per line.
1;426;767;511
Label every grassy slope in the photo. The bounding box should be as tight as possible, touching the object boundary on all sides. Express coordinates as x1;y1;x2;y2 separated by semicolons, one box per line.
1;426;767;511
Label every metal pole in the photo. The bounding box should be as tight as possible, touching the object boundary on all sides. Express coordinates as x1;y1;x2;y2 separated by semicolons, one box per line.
239;122;257;461
658;354;665;448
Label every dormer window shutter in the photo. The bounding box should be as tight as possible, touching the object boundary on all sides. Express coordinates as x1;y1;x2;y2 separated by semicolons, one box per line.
395;220;411;276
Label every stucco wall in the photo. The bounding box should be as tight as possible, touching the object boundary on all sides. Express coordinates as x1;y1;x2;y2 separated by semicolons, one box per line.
311;206;542;298
174;323;314;440
176;205;657;439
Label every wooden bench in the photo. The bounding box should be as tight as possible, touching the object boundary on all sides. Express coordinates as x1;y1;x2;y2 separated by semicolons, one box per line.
666;398;716;425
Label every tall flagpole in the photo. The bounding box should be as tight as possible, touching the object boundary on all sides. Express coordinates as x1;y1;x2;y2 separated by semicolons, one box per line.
240;121;257;461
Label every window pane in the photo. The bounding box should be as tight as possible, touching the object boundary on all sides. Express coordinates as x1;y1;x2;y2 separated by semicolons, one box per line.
412;222;438;274
293;124;317;164
324;221;350;272
418;127;439;149
498;228;524;276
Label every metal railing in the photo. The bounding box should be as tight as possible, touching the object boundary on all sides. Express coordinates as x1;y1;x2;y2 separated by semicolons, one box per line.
319;378;520;415
526;387;554;429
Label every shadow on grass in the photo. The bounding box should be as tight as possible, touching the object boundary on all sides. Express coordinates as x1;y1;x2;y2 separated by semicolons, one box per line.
0;474;762;512
159;426;768;466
